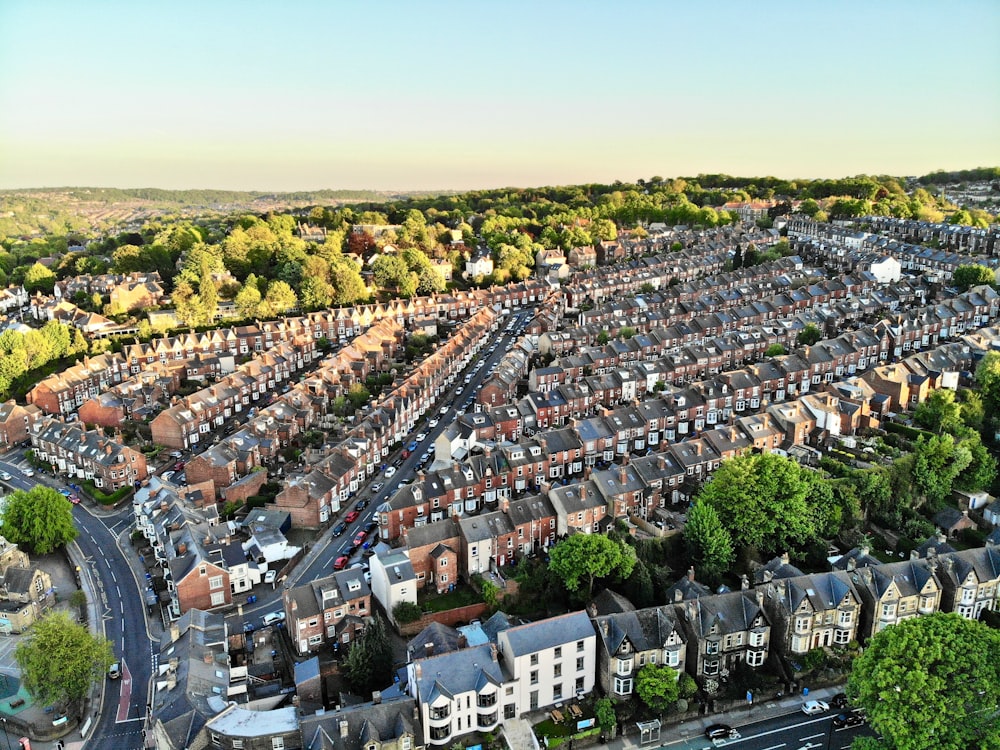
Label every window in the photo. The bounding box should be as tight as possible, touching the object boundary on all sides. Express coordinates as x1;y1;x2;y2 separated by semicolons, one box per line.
232;741;244;750
553;663;562;678
577;640;585;652
746;650;765;667
833;629;851;645
430;705;451;720
616;658;633;675
704;661;720;676
663;649;680;667
748;630;765;648
554;646;562;658
272;738;285;750
613;677;633;695
530;670;538;685
576;676;585;692
705;641;720;655
576;657;584;671
530;653;538;666
308;634;322;645
838;610;852;626
553;684;563;701
210;591;225;606
207;575;223;590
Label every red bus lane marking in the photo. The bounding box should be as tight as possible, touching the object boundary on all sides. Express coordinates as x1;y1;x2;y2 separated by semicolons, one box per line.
116;659;132;723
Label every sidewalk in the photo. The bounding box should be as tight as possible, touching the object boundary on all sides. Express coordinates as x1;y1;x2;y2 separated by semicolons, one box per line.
608;685;842;750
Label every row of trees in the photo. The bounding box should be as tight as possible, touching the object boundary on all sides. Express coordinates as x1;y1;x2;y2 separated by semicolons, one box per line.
0;320;88;401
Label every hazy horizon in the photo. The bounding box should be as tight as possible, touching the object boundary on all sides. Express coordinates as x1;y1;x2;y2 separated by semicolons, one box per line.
2;0;998;193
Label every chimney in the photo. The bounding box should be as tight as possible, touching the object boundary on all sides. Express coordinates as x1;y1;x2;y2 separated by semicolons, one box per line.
860;544;870;558
457;634;467;649
414;663;422;679
619;466;627;485
490;642;498;661
657;454;666;470
741;574;749;590
372;690;382;705
674;588;683;603
755;589;764;607
424;642;434;657
340;720;350;738
579;484;587;500
170;622;180;643
687;566;695;582
847;556;857;572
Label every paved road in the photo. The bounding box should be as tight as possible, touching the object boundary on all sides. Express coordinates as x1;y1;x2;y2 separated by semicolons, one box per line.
0;454;154;749
224;308;536;632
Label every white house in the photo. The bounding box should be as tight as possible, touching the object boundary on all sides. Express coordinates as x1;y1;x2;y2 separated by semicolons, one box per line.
496;610;597;712
861;255;902;284
370;548;417;625
407;644;505;746
464;255;494;280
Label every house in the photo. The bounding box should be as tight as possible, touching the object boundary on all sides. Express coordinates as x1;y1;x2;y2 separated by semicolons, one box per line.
0;400;40;448
31;417;148;490
675;590;771;683
284;568;371;655
407;644;505;746
202;705;300;750
590;605;686;699
934;547;1000;620
464;255;494;280
370;549;417;627
0;537;54;634
853;559;942;640
758;571;862;657
496;611;597;712
299;697;424;750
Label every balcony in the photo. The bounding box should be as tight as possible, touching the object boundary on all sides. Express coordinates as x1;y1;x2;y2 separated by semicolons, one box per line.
478;711;498;729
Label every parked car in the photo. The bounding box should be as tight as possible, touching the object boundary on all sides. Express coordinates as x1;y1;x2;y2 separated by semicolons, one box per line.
108;662;121;680
174;460;185;471
23;468;34;477
428;419;439;428
416;432;427;442
0;471;11;481
370;482;384;494
333;522;347;536
439;405;449;414
384;466;396;478
262;611;286;626
354;499;368;511
264;570;277;584
169;450;183;459
67;493;80;504
364;520;377;533
802;700;830;715
353;530;367;548
345;511;359;523
333;556;350;571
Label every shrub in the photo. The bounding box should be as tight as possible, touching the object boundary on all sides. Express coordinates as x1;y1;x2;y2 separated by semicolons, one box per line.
392;601;422;624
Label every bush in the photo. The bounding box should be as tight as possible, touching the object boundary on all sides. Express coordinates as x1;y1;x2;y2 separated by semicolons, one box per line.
392;601;422;624
960;527;987;547
82;481;132;506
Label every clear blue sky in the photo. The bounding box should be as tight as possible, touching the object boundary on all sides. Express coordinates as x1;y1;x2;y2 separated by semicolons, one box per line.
1;0;997;191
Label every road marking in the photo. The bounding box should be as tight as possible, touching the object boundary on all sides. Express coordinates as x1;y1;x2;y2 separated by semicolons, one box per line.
762;745;787;750
800;734;824;741
116;586;121;598
116;659;132;722
110;569;117;582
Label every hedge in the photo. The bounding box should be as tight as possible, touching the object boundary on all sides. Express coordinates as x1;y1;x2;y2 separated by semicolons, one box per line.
82;480;133;506
884;421;935;442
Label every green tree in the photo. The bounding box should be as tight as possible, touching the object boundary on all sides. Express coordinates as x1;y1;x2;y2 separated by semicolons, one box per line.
197;256;218;325
697;453;816;554
234;275;263;318
23;261;56;294
372;254;409;291
391;601;422;624
0;485;78;554
976;351;1000;438
481;579;500;610
416;265;445;294
955;433;997;492
683;502;735;581
347;382;371;410
846;613;1000;750
951;264;995;292
796;323;823;346
913;389;962;434
548;533;637;597
635;663;680;713
15;610;114;711
331;260;369;304
262;280;298;316
343;614;394;697
764;344;786;357
594;697;617;736
911;433;971;511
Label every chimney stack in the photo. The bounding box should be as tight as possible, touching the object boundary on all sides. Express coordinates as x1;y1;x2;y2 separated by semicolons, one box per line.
687;566;695;582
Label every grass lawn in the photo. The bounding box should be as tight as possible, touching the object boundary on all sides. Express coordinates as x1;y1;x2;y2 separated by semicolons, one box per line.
420;585;481;612
533;719;573;739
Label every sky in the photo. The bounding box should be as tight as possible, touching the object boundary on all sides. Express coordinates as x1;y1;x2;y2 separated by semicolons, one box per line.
0;0;998;192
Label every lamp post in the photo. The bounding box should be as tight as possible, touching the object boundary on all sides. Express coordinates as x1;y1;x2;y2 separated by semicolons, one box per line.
0;717;12;750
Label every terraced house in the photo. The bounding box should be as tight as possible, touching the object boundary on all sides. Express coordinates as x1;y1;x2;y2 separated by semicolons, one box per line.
31;417;147;489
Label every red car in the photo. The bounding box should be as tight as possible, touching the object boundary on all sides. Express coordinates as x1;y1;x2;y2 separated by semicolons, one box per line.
352;530;367;548
67;493;80;504
345;510;360;523
333;556;349;570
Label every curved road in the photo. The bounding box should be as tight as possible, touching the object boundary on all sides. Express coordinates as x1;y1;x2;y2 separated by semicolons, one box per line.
0;457;153;748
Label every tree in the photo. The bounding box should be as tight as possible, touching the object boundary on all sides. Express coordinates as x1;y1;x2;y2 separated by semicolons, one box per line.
594;697;617;736
343;614;394;697
234;276;263;318
0;485;78;554
952;264;995;292
955;433;997;492
23;261;56;294
416;265;445;294
347;382;371;411
846;613;1000;750
262;280;298;316
697;452;816;554
548;533;637;597
635;663;680;713
15;610;114;711
391;601;422;625
764;343;786;357
796;323;822;346
331;260;369;304
910;433;971;511
372;254;409;291
913;389;962;434
683;502;734;581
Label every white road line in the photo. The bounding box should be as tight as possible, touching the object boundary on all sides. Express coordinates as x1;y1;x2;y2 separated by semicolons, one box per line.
116;586;122;598
121;636;125;650
762;744;787;750
800;733;824;741
122;618;126;630
110;570;117;582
